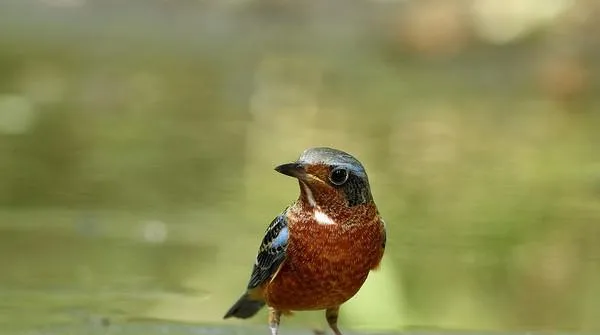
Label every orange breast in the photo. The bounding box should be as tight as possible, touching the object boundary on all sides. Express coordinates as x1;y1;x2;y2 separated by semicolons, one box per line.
262;215;385;311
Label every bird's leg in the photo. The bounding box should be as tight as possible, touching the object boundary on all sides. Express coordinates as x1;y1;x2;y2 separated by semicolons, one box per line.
325;306;342;335
268;307;282;335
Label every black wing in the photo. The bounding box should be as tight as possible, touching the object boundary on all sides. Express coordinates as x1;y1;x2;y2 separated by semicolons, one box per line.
246;212;289;289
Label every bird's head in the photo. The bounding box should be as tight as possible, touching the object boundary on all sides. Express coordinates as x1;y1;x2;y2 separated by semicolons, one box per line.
275;147;374;211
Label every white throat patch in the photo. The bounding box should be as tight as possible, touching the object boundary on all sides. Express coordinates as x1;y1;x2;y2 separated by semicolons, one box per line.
301;182;317;207
314;209;336;225
300;181;336;225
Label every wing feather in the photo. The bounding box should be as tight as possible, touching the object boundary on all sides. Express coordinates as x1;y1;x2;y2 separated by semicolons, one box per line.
246;212;289;289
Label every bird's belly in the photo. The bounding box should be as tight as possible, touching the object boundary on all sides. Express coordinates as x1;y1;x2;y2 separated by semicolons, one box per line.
265;260;370;311
263;222;384;311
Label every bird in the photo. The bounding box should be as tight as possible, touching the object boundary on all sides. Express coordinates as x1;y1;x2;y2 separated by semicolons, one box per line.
223;147;387;335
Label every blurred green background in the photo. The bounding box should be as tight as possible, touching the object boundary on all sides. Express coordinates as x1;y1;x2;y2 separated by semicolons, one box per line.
0;0;599;334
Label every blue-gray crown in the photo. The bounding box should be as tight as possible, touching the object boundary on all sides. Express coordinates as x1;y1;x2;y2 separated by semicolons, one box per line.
297;147;367;179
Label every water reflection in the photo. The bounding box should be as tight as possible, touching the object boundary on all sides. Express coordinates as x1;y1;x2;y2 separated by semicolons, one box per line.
0;0;599;334
0;215;215;332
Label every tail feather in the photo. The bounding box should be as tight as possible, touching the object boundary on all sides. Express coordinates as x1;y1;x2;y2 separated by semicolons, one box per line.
223;293;266;319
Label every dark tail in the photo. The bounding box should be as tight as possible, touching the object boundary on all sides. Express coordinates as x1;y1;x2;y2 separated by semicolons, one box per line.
223;293;266;319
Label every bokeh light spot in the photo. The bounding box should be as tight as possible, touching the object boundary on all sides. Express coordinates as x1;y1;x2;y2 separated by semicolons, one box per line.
142;220;169;244
0;94;36;135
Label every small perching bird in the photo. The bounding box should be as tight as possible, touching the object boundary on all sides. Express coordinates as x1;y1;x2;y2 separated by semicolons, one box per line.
224;147;387;335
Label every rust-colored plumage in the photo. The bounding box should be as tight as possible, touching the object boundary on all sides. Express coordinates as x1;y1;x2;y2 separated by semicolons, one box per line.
224;147;386;335
263;189;384;311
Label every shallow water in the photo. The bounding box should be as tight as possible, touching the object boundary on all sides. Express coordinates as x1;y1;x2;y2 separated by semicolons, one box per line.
1;1;600;334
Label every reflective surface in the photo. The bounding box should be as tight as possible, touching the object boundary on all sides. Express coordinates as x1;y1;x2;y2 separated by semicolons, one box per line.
0;1;599;334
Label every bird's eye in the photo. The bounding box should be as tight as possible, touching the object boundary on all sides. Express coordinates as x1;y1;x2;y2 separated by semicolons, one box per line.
329;168;349;186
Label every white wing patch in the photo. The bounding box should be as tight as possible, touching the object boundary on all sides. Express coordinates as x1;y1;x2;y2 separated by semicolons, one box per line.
314;209;336;225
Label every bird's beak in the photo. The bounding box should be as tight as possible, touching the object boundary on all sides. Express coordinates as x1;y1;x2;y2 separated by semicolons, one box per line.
274;162;307;179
